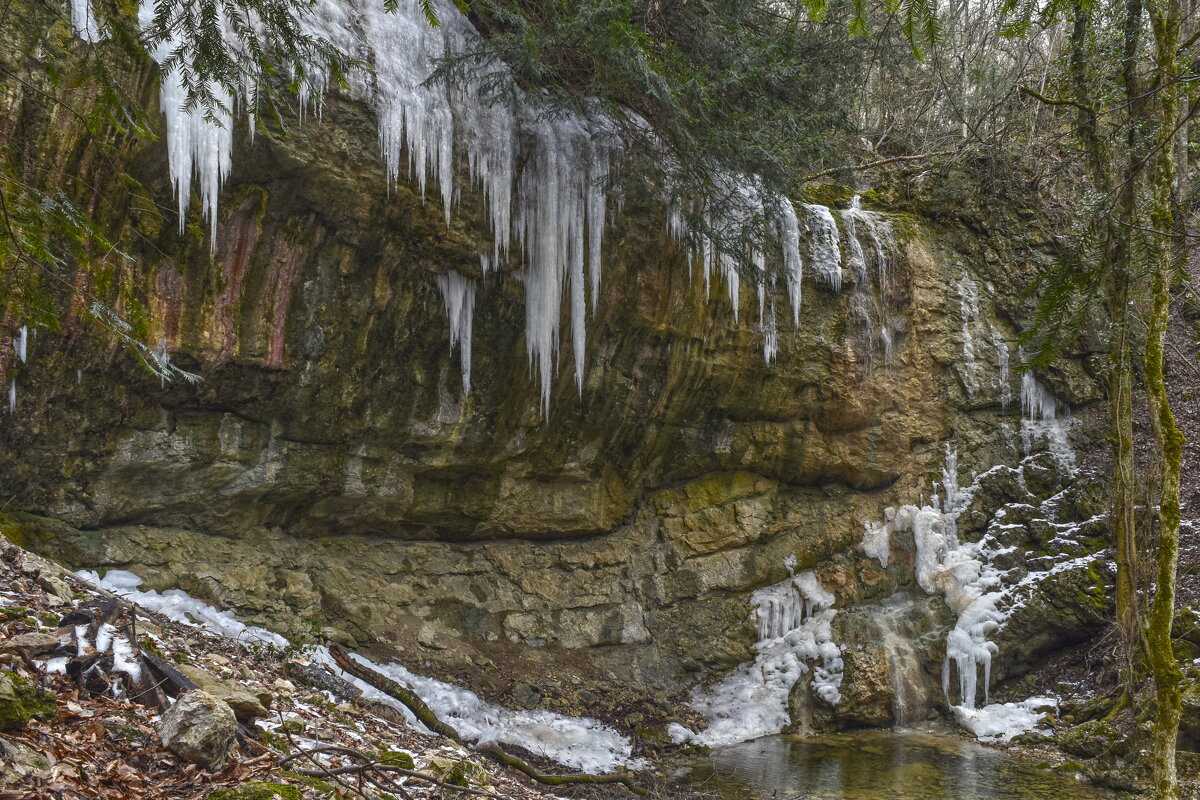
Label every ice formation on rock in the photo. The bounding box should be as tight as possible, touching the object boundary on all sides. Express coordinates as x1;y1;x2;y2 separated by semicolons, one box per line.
953;697;1057;742
137;0;234;246
863;451;1006;711
840;195;898;360
684;566;843;747
64;0;885;410
81;569;289;648
313;649;645;774
871;449;1098;723
861;515;892;568
841;195;893;286
956;275;983;393
802;203;844;292
436;270;475;394
1020;370;1076;474
992;326;1011;407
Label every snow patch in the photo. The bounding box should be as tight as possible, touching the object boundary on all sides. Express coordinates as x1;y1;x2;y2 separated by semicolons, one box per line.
79;569;288;648
953;697;1056;742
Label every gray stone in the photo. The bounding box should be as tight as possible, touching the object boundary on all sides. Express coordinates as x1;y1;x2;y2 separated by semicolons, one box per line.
0;632;62;657
0;737;52;782
512;682;542;709
156;691;238;769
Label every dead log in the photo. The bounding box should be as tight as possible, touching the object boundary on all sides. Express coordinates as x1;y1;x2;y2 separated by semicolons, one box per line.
139;650;198;697
285;661;362;704
326;646;648;796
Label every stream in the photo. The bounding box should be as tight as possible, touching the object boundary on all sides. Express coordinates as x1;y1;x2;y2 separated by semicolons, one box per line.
688;727;1122;799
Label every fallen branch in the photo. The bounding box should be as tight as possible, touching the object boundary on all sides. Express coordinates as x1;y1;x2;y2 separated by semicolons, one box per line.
801;150;955;182
327;646;649;796
328;646;462;741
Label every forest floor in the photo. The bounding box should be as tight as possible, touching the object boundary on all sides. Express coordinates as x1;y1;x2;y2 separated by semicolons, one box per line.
0;539;702;800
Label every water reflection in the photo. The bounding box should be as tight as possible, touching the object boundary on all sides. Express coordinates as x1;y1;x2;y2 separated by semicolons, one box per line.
690;727;1122;800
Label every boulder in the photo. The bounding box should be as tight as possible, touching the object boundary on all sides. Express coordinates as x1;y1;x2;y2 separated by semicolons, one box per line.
176;664;270;723
512;682;542;709
0;670;56;730
157;690;238;768
1058;718;1120;759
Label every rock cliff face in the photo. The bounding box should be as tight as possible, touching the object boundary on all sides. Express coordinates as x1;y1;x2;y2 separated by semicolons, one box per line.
2;3;1109;730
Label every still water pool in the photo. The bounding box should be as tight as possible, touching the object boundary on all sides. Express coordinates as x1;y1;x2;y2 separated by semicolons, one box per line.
689;727;1123;799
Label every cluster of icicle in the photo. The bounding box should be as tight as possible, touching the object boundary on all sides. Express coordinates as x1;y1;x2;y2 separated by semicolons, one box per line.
673;557;843;747
63;0;888;413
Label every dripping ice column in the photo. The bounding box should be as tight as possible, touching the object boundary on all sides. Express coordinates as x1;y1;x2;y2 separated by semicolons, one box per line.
436;271;475;393
803;204;843;292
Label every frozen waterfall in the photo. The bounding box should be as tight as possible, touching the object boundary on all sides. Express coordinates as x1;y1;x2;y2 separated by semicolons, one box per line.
680;563;843;747
1020;370;1076;474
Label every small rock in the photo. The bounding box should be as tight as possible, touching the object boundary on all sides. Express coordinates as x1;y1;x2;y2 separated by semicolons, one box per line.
0;737;52;781
208;654;231;666
425;757;491;788
157;690;238;769
177;664;270;723
35;573;73;602
512;682;542;709
279;718;305;735
272;678;296;694
0;632;62;657
417;626;446;649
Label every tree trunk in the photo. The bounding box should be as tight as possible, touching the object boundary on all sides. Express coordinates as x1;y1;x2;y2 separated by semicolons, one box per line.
1144;1;1185;796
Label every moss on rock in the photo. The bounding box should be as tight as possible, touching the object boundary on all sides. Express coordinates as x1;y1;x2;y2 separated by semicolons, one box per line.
0;670;56;730
208;782;302;800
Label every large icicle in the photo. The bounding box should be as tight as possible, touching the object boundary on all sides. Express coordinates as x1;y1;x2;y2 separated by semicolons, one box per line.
139;0;233;245
778;198;804;328
436;270;475;393
802;204;843;291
